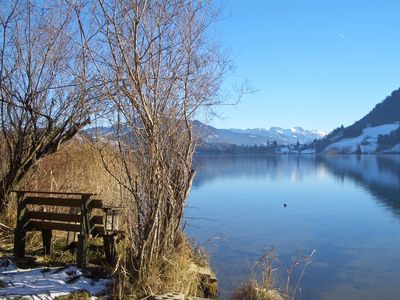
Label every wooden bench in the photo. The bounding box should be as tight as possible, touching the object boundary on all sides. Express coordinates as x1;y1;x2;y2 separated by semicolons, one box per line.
12;190;123;268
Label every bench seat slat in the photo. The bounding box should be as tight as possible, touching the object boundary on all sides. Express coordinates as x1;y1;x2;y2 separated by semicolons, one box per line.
25;220;81;232
24;196;103;209
27;211;81;223
25;197;81;207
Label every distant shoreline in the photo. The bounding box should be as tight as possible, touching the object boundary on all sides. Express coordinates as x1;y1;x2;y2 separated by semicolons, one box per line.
194;152;400;157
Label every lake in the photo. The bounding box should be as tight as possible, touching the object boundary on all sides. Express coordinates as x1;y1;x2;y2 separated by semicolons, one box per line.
185;155;400;299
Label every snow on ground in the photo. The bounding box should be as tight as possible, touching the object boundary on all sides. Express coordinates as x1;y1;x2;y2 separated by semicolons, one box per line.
323;123;400;153
0;259;112;299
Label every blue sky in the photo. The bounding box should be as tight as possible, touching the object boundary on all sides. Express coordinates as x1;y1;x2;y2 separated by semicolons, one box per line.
210;0;400;132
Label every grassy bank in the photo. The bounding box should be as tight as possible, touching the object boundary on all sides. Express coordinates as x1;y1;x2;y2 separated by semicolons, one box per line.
0;138;216;299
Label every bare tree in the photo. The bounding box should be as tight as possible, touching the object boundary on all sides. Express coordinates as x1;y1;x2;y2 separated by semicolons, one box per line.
0;0;95;210
83;0;229;283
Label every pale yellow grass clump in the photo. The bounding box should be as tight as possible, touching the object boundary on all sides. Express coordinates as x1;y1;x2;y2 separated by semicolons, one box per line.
231;280;284;300
112;233;214;299
20;138;126;205
231;248;315;300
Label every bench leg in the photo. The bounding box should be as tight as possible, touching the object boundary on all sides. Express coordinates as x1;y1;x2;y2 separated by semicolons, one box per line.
41;229;52;255
103;235;115;264
77;234;88;268
13;229;26;257
66;231;77;250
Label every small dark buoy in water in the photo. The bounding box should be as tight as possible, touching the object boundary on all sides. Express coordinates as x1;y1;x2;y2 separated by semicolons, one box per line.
283;203;287;207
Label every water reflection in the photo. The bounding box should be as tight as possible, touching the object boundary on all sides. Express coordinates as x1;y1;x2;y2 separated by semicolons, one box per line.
319;156;400;216
194;155;323;185
187;155;400;299
194;155;400;216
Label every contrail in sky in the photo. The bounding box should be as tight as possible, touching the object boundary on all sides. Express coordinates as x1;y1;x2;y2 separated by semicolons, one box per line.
337;33;347;41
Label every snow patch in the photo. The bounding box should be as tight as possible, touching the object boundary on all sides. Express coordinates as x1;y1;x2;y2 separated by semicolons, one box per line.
309;129;327;136
0;260;112;299
323;123;400;154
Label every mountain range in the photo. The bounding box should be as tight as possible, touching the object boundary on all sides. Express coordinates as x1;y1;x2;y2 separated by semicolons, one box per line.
193;120;325;146
196;87;400;154
84;87;400;155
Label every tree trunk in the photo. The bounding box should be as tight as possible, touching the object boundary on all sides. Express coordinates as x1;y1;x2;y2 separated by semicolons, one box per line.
0;176;15;211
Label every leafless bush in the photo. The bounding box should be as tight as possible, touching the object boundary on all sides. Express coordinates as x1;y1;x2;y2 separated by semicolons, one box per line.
0;0;96;210
76;0;230;288
1;0;236;296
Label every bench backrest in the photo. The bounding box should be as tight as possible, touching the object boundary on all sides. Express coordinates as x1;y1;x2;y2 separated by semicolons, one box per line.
14;191;107;236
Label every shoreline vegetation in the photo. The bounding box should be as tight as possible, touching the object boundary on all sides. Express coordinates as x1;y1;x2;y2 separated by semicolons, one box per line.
230;248;315;300
0;139;217;299
1;0;232;298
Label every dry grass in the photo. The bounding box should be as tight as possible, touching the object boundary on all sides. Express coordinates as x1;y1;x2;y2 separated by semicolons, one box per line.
2;138;128;228
54;291;92;300
231;248;316;300
231;280;284;300
111;232;211;299
19;138;126;205
0;138;123;272
0;138;213;299
231;247;283;300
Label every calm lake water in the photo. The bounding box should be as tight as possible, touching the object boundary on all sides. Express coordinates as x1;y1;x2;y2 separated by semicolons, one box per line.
185;155;400;299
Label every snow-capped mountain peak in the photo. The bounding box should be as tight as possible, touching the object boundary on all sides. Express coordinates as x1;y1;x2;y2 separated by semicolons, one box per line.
196;122;326;146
